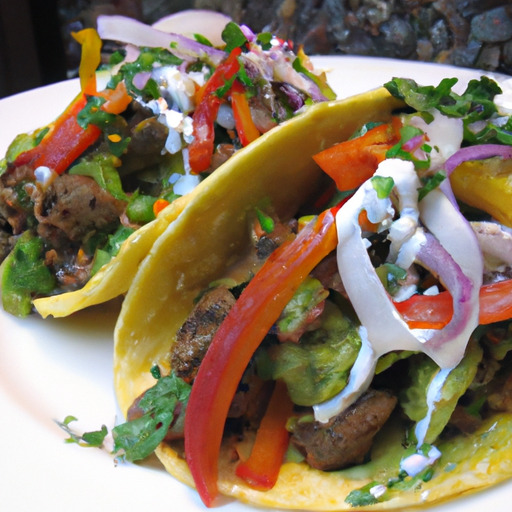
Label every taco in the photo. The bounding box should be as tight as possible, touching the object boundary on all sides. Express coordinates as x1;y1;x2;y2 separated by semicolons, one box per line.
111;76;512;511
0;13;334;318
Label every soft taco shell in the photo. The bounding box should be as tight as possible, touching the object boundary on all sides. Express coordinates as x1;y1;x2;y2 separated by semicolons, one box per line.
113;87;512;510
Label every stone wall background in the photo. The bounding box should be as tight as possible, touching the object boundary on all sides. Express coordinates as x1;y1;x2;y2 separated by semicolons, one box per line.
57;0;512;77
1;1;511;98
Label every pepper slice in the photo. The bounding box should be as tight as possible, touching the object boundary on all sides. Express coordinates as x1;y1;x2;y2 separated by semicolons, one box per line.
189;48;242;173
396;279;512;329
13;94;102;175
231;81;261;147
312;118;401;191
235;380;293;490
184;208;338;507
450;157;512;228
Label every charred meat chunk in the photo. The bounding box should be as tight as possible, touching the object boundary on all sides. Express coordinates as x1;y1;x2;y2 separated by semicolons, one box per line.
171;286;236;383
290;389;397;471
33;173;125;248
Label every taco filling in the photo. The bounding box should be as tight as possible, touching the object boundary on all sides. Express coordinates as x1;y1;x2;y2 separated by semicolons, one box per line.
0;15;333;318
105;75;512;510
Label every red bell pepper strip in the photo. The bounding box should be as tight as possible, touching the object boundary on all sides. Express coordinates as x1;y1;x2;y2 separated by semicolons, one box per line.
189;48;242;173
231;81;261;147
184;208;338;507
396;279;512;329
13;94;102;175
235;380;293;490
13;28;131;175
312;117;401;191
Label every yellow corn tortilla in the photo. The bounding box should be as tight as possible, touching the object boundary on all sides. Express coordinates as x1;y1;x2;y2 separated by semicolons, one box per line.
113;87;512;510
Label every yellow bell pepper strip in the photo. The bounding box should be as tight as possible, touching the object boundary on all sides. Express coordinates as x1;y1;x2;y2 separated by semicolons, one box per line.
188;48;242;173
450;153;512;227
235;380;294;490
72;28;102;95
230;80;261;146
312;118;401;191
184;208;339;507
395;279;512;329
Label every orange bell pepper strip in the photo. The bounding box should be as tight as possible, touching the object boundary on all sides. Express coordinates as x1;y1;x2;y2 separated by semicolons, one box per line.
396;279;512;329
184;208;338;507
235;380;293;490
231;81;261;147
313;118;401;191
189;48;242;173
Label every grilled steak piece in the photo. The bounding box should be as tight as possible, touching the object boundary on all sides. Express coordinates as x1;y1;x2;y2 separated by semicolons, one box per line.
33;173;125;248
171;286;236;383
290;389;397;471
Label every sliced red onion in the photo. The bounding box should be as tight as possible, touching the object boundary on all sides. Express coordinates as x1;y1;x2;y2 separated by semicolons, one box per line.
96;15;227;66
402;133;425;153
132;71;151;90
414;232;477;367
444;143;512;175
420;188;483;288
240;24;257;42
269;49;329;102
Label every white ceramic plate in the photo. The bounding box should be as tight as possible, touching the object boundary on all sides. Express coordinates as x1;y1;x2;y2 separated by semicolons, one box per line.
0;57;510;511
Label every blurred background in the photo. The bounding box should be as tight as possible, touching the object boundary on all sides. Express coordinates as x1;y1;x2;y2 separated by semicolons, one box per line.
1;0;511;99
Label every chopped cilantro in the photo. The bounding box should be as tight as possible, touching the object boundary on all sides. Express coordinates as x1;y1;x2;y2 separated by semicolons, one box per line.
385;76;506;145
56;416;109;448
193;33;213;47
256;32;273;50
77;95;117;130
255;207;275;233
222;22;248;53
345;481;382;506
418;171;446;201
112;372;191;461
56;372;190;463
110;47;182;99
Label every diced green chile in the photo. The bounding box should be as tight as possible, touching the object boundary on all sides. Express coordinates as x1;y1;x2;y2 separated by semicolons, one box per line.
276;276;328;338
1;232;56;317
69;153;127;201
400;337;483;444
257;300;361;406
91;225;135;275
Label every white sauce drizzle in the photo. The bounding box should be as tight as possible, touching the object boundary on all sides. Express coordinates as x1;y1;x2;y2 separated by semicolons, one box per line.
400;445;442;477
313;156;481;428
414;367;452;446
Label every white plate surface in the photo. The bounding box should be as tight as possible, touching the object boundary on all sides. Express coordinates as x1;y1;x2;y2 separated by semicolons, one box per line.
0;56;510;511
